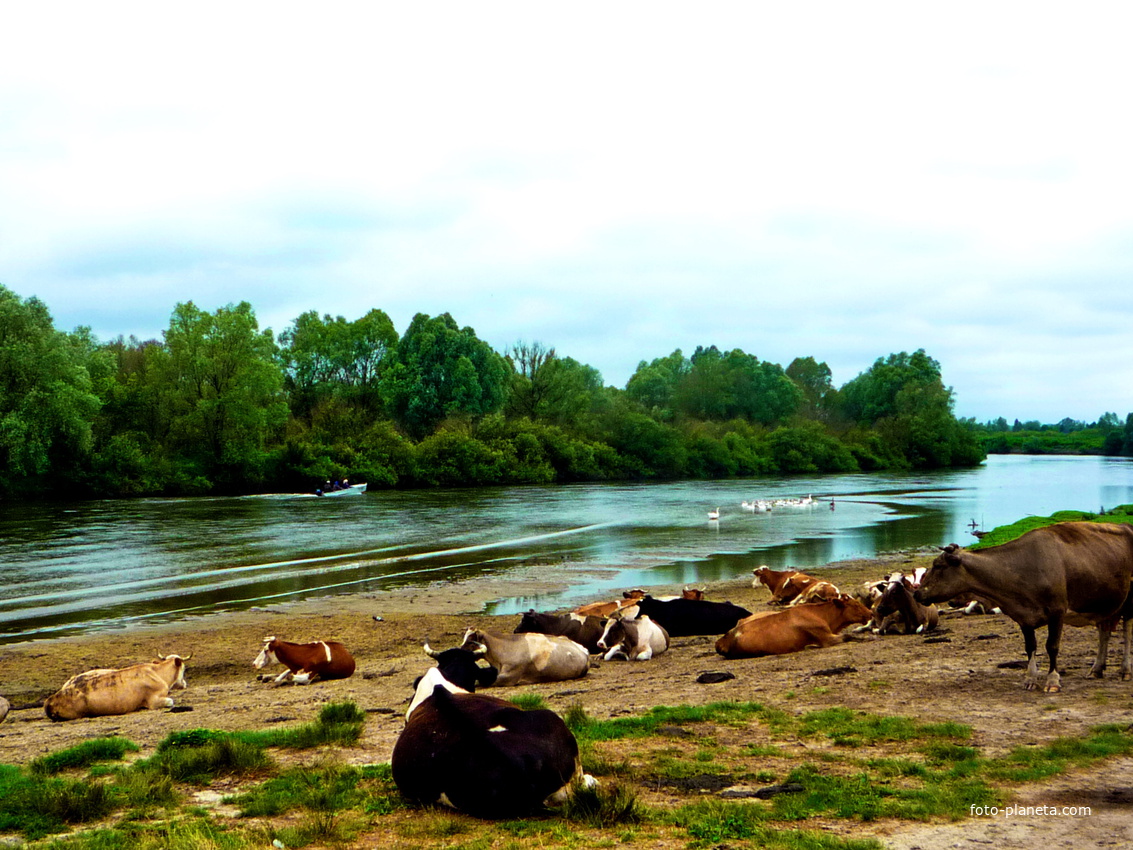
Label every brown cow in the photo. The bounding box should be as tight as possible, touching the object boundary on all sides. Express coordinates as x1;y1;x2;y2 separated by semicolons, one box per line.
44;654;189;721
871;578;939;635
752;565;825;604
788;579;842;606
253;637;356;684
916;522;1133;692
715;595;873;658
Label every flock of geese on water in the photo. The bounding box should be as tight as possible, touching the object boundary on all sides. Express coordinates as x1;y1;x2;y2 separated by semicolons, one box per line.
708;494;834;521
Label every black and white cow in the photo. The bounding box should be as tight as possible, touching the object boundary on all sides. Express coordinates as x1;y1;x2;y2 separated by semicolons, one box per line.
392;666;594;818
632;596;752;637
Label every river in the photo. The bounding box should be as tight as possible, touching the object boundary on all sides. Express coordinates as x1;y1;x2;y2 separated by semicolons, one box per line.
2;454;1131;643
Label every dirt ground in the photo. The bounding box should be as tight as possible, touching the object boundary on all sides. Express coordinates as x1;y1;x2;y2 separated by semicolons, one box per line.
2;550;1132;848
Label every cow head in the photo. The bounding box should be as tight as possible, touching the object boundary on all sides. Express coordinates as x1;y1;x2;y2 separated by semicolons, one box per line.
833;594;874;625
514;610;547;634
155;653;190;690
253;636;279;669
421;643;497;691
915;545;967;604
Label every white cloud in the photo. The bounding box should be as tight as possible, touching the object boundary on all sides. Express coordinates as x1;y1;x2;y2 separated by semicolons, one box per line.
2;2;1133;423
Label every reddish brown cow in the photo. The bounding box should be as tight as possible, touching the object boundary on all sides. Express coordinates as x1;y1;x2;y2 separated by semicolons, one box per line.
715;595;873;658
916;522;1133;692
788;580;842;606
253;637;356;685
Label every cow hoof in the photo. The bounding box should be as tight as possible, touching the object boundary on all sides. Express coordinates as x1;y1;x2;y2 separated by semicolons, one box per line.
1044;684;1062;693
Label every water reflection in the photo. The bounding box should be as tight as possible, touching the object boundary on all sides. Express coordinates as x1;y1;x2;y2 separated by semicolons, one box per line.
1;455;1132;641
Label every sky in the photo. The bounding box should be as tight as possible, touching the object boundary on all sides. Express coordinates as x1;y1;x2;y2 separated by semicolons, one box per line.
3;2;1132;425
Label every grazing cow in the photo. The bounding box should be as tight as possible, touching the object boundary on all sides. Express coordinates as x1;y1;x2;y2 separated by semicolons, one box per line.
44;654;190;721
915;522;1133;692
871;578;939;635
460;629;589;686
597;614;670;661
253;636;356;684
632;595;752;637
420;643;498;697
715;595;873;658
514;610;608;654
393;667;593;818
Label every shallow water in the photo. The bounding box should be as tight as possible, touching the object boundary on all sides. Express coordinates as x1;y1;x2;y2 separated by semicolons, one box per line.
2;454;1131;642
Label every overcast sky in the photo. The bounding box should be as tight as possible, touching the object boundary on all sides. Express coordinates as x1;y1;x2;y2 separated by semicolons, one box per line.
3;3;1132;424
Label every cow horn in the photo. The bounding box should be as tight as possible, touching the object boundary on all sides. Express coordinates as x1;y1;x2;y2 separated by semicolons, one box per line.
423;643;441;659
157;653;166;660
182;652;193;661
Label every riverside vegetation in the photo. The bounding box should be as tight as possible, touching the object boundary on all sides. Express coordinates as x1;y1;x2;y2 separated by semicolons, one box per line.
3;283;993;499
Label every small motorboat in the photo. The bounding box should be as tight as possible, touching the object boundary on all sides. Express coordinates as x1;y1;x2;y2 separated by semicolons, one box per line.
316;483;368;497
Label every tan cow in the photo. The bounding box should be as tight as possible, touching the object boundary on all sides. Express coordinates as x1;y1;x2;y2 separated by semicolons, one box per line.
44;654;190;721
0;695;9;724
715;595;873;658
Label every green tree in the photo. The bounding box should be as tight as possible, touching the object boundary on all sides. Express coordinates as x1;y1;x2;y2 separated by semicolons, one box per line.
0;285;101;489
381;312;508;439
786;356;834;420
158;301;289;489
506;341;604;426
279;308;397;416
672;346;800;425
625;349;688;415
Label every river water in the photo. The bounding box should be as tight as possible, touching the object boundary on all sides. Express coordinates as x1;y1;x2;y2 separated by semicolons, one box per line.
2;454;1131;643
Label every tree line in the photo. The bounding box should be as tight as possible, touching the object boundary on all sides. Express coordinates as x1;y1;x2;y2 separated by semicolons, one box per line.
1;284;987;499
967;413;1133;457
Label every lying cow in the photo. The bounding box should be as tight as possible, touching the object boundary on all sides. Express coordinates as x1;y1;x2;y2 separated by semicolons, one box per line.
514;610;608;654
393;666;593;818
633;595;752;637
460;628;589;686
0;696;9;724
871;578;939;635
597;614;670;661
573;596;642;618
420;643;499;697
788;579;842;606
916;522;1133;692
752;566;825;605
715;595;873;658
253;636;356;685
44;653;190;721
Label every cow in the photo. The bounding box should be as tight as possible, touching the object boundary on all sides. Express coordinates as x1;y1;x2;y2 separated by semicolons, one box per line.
752;566;825;605
459;628;589;686
596;614;670;661
715;595;874;658
514;610;608;654
871;578;939;635
420;642;499;696
915;522;1133;692
632;595;752;637
44;654;190;721
788;579;842;606
253;636;356;685
572;596;642;619
393;666;593;818
0;696;9;724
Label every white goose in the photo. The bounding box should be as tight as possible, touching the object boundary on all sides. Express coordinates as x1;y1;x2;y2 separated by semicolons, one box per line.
707;507;721;521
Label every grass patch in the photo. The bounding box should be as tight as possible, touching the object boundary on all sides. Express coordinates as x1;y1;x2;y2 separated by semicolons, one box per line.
29;737;140;775
158;699;365;752
676;800;884;849
508;693;548;710
797;707;971;747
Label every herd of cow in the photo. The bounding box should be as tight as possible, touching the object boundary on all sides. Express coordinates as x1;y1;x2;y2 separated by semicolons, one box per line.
6;520;1133;819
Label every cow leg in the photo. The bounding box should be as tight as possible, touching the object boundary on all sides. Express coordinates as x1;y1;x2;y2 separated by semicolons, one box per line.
292;671;316;685
273;669;294;684
1090;623;1112;679
1021;626;1040;690
1122;616;1133;682
1043;615;1063;693
633;645;654;661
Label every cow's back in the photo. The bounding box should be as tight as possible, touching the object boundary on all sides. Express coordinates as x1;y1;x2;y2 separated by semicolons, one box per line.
45;668;159;720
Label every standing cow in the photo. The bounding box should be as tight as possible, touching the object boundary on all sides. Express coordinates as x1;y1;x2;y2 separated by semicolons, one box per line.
44;654;190;721
253;637;356;684
916;522;1133;692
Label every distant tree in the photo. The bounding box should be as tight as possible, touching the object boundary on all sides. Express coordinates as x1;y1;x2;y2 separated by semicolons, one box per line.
505;341;603;426
158;301;289;487
786;356;834;420
0;285;101;489
838;350;943;425
670;346;800;425
381;312;508;439
625;349;688;415
279;308;397;416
